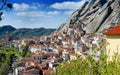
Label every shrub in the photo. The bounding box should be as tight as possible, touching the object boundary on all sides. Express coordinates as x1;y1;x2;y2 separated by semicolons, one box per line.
53;51;120;75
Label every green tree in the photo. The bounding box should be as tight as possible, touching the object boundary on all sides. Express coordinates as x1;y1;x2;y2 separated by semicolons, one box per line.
0;46;22;75
22;45;29;57
0;0;12;21
54;53;120;75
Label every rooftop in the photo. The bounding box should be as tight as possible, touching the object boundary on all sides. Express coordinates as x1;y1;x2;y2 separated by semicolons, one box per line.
43;70;51;75
105;26;120;35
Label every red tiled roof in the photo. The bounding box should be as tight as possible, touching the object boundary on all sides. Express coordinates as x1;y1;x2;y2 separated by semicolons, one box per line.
25;66;35;71
105;26;120;35
43;70;51;75
23;73;39;75
23;69;40;75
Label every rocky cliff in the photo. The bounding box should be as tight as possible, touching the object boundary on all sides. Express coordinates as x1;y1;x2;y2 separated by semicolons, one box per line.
57;0;120;33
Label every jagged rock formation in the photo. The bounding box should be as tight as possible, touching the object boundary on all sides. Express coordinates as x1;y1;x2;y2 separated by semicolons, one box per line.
57;0;120;33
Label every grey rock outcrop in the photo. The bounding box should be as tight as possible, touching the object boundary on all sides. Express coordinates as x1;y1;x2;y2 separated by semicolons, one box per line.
57;0;120;33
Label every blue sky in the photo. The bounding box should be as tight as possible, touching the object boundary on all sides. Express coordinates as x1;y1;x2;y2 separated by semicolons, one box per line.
0;0;89;28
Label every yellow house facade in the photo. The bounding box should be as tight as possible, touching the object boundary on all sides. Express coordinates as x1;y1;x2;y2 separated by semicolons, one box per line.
105;26;120;60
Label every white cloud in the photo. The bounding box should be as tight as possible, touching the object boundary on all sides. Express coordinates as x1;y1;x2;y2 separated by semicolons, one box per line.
16;11;45;17
29;18;36;21
50;0;87;10
16;10;61;17
31;3;43;9
15;20;22;23
16;12;26;16
13;3;43;10
32;3;41;8
30;6;38;9
15;20;23;23
48;11;61;15
64;11;74;15
13;3;30;10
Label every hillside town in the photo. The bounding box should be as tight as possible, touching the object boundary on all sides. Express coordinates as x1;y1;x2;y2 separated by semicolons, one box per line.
1;0;120;75
0;23;110;75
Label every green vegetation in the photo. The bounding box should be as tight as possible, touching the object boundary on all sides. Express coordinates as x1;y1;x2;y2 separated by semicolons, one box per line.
93;30;97;34
22;45;30;57
0;60;10;75
0;25;56;37
11;28;56;37
0;0;12;21
70;19;76;24
0;47;22;75
54;53;120;75
0;45;30;75
53;41;120;75
117;21;120;25
0;25;16;36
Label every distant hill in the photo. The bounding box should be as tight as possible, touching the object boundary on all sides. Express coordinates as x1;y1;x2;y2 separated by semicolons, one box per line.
0;25;56;37
0;25;16;36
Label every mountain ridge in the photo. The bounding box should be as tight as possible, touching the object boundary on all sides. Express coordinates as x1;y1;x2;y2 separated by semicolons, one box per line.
0;25;56;37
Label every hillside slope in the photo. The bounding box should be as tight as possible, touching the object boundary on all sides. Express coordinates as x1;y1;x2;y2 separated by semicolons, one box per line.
0;25;55;37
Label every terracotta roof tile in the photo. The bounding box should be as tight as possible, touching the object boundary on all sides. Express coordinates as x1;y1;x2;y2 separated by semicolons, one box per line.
43;70;51;75
25;66;35;71
105;26;120;35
